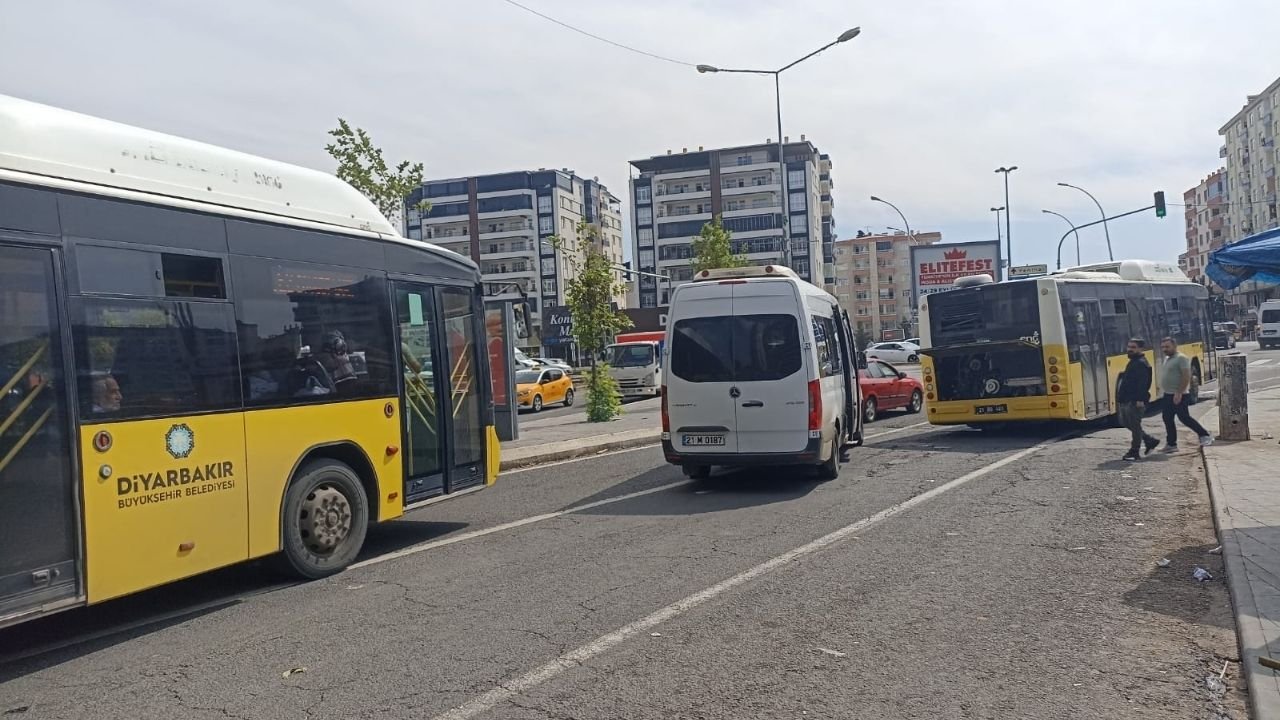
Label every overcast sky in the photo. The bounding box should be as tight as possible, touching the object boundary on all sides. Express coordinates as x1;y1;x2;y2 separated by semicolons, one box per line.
3;0;1278;269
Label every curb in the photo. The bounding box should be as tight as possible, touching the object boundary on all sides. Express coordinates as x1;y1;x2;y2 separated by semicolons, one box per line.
1198;403;1280;720
500;430;662;472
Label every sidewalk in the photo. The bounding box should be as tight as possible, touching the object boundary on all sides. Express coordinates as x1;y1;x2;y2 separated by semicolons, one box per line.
1201;385;1280;719
499;398;662;470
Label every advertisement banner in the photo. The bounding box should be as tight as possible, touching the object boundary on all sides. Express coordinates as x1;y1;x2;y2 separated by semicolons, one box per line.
543;306;574;346
910;241;1001;308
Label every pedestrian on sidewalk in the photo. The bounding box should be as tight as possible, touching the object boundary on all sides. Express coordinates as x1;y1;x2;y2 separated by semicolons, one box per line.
1117;338;1160;461
1158;336;1213;451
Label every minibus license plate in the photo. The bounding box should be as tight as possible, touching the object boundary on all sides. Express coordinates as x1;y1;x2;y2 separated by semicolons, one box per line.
975;404;1008;415
683;434;725;447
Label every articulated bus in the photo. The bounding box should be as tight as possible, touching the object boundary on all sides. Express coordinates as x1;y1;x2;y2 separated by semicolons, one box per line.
919;260;1212;427
0;95;498;628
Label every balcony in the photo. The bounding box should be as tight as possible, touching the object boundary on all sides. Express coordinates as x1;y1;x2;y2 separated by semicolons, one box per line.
655;185;712;200
721;179;781;196
482;264;537;280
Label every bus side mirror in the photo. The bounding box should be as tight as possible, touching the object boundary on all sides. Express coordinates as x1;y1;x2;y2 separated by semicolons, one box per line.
513;302;531;340
856;352;868;370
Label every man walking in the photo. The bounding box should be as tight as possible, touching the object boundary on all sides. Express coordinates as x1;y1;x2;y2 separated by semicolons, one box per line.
1117;338;1159;461
1158;337;1213;451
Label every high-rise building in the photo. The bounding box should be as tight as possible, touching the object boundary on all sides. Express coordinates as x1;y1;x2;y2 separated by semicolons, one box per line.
405;170;625;355
1177;169;1229;285
628;139;834;307
1217;74;1280;309
827;231;941;339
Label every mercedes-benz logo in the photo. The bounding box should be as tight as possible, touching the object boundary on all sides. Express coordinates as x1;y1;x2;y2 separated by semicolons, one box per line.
729;386;741;398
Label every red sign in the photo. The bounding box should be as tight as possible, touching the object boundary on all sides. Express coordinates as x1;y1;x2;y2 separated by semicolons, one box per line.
917;249;996;286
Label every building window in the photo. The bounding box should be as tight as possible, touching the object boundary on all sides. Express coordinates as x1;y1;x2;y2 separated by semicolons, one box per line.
876;240;892;252
637;207;652;225
639;249;655;267
880;304;896;316
789;192;807;211
538;216;553;234
787;169;805;188
791;215;808;234
902;290;911;298
541;257;556;275
854;244;866;254
538;195;552;214
542;279;557;296
635;186;650;203
794;259;810;275
736;155;752;166
638;227;653;246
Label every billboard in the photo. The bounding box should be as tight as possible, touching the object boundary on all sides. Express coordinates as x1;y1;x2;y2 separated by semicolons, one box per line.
910;241;1001;308
543;306;574;346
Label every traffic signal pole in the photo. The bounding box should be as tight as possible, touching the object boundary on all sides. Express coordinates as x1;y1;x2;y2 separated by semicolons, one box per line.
1055;204;1156;269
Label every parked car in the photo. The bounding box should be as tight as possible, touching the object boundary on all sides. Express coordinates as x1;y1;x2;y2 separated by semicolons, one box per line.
1213;323;1237;350
904;337;922;348
531;356;573;372
513;348;538;370
515;367;574;412
858;360;924;422
865;341;921;364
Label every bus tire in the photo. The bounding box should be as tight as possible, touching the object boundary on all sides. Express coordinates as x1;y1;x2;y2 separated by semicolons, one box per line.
278;459;369;580
817;434;841;480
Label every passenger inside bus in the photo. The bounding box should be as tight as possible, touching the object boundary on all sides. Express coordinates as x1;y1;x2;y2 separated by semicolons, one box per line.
90;373;122;414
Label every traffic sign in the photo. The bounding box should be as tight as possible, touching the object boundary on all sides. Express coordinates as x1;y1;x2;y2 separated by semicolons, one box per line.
1009;264;1048;279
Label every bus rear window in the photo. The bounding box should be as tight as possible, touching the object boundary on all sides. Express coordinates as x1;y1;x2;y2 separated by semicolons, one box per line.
928;284;1040;345
670;314;801;383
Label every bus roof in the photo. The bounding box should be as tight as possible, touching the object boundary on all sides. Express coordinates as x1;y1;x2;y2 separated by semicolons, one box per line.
0;94;399;238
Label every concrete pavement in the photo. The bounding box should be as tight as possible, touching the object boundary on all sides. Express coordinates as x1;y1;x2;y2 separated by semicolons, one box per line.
0;409;1244;719
502;398;662;470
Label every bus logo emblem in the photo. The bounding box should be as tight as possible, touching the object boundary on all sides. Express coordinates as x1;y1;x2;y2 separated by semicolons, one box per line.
165;424;195;459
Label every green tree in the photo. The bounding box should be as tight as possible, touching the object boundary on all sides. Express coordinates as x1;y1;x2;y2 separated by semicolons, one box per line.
853;326;875;353
325;118;427;227
551;221;632;422
691;215;747;274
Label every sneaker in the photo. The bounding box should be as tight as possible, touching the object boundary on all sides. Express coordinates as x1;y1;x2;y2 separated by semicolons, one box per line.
1144;437;1159;455
1162;444;1179;454
1200;435;1215;447
1122;452;1139;462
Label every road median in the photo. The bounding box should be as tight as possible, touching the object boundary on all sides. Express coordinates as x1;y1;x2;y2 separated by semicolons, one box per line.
500;427;661;471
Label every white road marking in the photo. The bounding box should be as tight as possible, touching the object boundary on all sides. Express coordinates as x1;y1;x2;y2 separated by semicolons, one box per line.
356;423;934;570
1249;359;1273;367
431;433;1068;720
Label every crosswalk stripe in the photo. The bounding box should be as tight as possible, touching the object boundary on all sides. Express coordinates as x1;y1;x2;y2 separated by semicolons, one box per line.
1249;359;1273;367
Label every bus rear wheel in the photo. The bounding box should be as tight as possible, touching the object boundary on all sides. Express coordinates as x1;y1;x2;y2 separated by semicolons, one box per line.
278;459;369;579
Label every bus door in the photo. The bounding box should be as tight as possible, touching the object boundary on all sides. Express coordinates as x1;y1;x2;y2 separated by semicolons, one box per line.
1071;300;1110;417
393;283;487;501
0;244;80;621
838;309;860;443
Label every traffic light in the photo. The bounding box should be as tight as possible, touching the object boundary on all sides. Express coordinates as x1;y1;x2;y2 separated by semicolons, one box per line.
1154;191;1166;218
622;260;633;281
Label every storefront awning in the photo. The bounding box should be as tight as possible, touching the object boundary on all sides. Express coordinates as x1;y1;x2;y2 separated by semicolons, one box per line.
1206;226;1280;290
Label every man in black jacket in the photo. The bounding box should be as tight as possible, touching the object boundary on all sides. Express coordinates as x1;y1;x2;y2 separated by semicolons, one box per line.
1117;338;1160;461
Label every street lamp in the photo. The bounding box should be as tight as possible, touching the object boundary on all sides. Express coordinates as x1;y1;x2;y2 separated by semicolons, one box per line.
994;167;1017;276
697;27;862;271
1057;182;1113;261
870;195;913;243
990;206;1004;247
1041;209;1082;266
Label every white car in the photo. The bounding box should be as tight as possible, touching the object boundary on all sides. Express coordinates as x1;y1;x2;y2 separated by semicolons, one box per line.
531;356;573;372
865;341;921;364
663;265;862;480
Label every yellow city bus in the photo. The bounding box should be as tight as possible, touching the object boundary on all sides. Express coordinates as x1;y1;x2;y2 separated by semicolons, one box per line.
0;95;499;628
919;260;1211;427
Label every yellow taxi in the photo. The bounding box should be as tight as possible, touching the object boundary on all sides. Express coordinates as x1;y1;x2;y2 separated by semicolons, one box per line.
516;367;574;412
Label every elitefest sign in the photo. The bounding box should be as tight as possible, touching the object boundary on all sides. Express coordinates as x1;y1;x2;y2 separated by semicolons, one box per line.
910;241;1002;306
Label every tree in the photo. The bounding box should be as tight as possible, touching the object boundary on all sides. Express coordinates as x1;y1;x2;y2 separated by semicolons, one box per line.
691;215;747;274
551;221;632;422
325;119;426;228
853;326;875;353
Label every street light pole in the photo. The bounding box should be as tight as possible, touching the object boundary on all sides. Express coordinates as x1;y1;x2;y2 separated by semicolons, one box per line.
1041;209;1082;266
1058;182;1113;261
870;196;913;242
990;206;1004;247
994;167;1017;278
697;26;861;275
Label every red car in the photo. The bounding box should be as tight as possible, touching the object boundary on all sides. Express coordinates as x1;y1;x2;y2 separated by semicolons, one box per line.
858;360;924;422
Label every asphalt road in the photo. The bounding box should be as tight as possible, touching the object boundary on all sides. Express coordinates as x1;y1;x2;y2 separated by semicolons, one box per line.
0;366;1247;719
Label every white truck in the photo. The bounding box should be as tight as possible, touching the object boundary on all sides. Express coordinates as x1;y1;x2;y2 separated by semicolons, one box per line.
605;331;665;399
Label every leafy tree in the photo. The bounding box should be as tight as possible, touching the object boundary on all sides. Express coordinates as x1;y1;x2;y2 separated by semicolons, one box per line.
691;215;747;274
853;326;875;353
325;118;427;228
551;221;632;422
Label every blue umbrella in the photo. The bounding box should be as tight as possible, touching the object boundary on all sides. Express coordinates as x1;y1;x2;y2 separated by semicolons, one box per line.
1206;226;1280;289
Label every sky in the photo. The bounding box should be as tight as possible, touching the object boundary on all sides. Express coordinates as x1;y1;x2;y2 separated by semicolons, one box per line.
3;0;1279;271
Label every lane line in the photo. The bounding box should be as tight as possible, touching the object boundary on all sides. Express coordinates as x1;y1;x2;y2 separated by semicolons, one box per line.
356;422;935;570
431;433;1069;720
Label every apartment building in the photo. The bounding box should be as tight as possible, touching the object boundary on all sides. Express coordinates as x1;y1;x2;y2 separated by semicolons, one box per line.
1217;74;1280;310
628;139;834;307
405;170;625;354
1177;169;1229;284
828;231;942;339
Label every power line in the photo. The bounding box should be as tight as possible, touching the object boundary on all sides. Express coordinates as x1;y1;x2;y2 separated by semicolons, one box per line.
498;0;695;67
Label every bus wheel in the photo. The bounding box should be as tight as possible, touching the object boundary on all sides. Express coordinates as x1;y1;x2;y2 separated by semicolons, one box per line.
279;459;369;580
817;435;841;480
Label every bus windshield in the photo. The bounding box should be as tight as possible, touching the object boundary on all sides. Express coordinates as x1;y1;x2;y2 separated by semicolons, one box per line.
928;283;1041;346
609;344;655;368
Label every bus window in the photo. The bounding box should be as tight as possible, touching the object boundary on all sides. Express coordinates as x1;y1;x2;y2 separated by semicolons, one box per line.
231;257;395;406
441;287;485;477
72;298;240;419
